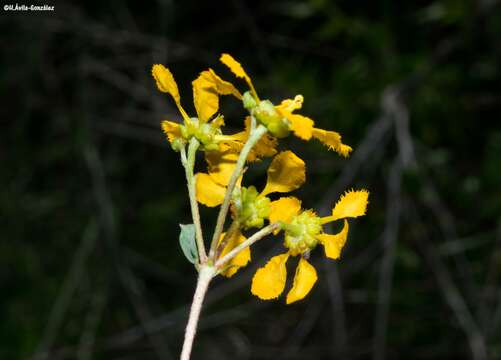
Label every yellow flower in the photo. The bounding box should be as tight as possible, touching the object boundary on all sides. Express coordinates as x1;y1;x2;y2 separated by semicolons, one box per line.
251;189;369;304
196;151;306;228
219;54;353;157
197;151;306;278
152;64;242;151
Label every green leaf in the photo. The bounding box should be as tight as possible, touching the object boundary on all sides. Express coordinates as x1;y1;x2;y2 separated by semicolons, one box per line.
179;224;198;264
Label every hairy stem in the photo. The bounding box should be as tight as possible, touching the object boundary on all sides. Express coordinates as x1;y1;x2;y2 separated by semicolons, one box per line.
181;138;207;264
180;265;215;360
209;122;267;259
215;223;279;268
214;220;240;260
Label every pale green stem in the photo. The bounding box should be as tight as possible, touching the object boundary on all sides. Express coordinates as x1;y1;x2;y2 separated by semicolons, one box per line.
181;138;207;264
208;122;267;259
215;223;279;268
180;265;215;360
214;219;240;260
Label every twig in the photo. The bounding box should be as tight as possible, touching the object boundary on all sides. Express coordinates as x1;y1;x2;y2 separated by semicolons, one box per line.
373;85;410;360
230;0;272;68
483;220;501;337
283;294;327;358
32;221;99;360
406;202;488;360
215;223;279;268
77;275;109;360
418;170;479;307
180;266;216;360
181;138;207;263
83;138;173;360
323;261;348;356
215;219;241;260
372;160;402;360
49;245;283;359
209;122;268;258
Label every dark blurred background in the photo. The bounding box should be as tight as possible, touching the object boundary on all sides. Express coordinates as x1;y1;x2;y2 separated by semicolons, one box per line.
2;1;501;359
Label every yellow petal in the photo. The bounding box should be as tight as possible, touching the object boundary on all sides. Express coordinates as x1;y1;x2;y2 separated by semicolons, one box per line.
192;71;219;123
192;70;243;123
205;145;239;186
211;115;225;129
251;134;278;161
261;151;306;196
195;173;226;207
161;120;182;144
152;64;189;120
208;69;242;99
251;253;289;300
288;114;314;140
286;258;318;304
219;53;258;99
317;219;349;260
152;64;180;99
269;197;302;224
330;189;369;221
219;230;250;277
311;128;352;157
275;95;313;140
220;53;251;83
276;95;304;113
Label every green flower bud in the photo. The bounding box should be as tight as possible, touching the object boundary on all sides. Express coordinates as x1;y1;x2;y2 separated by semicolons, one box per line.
254;100;278;125
183;117;222;151
266;118;290;138
234;186;271;229
242;91;257;110
253;100;291;138
180;124;189;139
171;138;185;152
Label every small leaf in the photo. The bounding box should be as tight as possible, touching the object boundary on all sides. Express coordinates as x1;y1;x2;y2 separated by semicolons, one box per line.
179;224;198;264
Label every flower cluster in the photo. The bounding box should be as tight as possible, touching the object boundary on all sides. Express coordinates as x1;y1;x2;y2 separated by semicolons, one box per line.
152;54;369;304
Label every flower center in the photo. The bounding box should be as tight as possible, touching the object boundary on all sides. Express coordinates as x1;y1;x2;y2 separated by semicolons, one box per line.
284;210;322;256
232;186;270;229
180;117;222;151
242;91;290;138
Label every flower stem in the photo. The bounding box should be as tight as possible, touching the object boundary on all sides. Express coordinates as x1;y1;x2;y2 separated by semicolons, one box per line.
180;265;215;360
214;219;240;260
181;138;207;264
208;122;267;259
215;223;279;268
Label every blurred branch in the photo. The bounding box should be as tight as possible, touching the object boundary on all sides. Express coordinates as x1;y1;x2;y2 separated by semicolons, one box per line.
230;0;272;68
372;159;402;360
77;275;110;360
82;138;174;360
282;295;327;358
373;84;413;360
323;261;348;356
50;244;281;359
406;202;488;360
484;220;501;337
417;170;480;310
32;221;99;360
